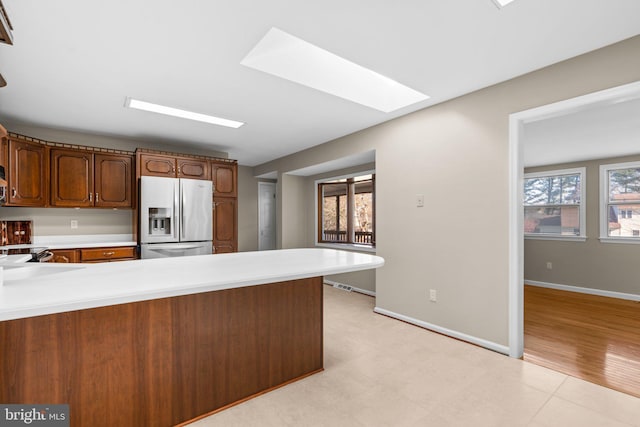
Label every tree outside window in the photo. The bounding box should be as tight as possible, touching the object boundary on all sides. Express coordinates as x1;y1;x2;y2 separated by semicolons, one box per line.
318;174;375;246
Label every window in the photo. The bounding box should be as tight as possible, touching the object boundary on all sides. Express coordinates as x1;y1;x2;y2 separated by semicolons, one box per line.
600;161;640;243
317;173;375;246
524;167;585;240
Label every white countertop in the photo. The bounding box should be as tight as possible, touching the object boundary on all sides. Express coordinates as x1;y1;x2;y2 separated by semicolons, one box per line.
0;248;384;321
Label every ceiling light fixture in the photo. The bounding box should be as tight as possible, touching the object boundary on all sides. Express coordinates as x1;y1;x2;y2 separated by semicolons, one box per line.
492;0;517;8
124;98;244;129
241;27;429;113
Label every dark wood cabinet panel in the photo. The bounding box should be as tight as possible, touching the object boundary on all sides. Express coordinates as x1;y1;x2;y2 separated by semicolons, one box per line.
49;249;80;263
51;150;133;208
211;162;237;197
94;154;132;208
7;139;48;206
177;157;209;180
213;197;237;253
0;278;323;427
50;148;93;207
138;153;175;177
138;152;210;180
80;246;136;262
50;247;136;263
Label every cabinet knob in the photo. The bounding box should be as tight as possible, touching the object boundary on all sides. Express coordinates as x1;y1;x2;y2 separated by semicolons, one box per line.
96;193;99;203
103;251;115;257
89;193;93;202
12;188;16;197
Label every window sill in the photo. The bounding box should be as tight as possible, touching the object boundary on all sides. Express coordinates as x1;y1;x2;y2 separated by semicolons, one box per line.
524;235;587;242
315;242;377;253
599;237;640;245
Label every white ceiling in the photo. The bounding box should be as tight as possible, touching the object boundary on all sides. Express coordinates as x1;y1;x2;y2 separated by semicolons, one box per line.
0;0;639;166
524;96;640;167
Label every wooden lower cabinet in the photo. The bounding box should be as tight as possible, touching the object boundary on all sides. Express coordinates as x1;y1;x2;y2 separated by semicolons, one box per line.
0;277;324;427
49;249;79;263
49;246;136;263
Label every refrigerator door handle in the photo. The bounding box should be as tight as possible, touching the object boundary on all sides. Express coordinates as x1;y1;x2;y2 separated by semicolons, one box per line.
174;181;180;240
181;185;186;239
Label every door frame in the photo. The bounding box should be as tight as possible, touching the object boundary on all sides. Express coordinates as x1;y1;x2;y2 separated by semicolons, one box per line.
508;80;640;358
258;181;277;250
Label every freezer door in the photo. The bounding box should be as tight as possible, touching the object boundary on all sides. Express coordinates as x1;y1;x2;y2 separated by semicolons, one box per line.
180;178;213;242
140;176;180;243
140;242;212;259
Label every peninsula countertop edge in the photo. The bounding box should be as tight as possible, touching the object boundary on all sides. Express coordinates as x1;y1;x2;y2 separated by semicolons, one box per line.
0;248;384;321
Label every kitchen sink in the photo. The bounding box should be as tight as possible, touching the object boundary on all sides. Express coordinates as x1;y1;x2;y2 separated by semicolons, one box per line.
2;264;86;283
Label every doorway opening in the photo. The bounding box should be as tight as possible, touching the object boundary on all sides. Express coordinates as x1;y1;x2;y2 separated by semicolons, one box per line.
509;80;640;358
258;181;277;250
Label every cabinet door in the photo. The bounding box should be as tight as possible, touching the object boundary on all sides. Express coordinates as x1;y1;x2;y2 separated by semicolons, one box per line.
138;153;176;177
49;249;80;263
177;157;209;180
7;139;48;206
211;162;237;197
51;149;93;207
94;154;133;208
213;197;237;253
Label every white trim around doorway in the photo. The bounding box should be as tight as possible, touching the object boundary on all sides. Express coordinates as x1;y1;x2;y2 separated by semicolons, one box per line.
508;80;640;358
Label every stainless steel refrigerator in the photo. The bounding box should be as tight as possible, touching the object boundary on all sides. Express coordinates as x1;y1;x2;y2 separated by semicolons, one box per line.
140;176;213;259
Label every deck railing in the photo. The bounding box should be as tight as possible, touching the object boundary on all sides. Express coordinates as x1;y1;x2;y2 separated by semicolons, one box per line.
323;230;373;244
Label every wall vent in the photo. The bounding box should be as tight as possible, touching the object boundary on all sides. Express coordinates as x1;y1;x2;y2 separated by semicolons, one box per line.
333;283;353;292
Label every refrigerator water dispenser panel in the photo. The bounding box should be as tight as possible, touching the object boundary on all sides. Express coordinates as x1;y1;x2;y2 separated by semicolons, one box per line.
148;208;172;236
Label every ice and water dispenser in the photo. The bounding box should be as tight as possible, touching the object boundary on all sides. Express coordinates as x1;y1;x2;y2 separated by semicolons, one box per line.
148;208;172;236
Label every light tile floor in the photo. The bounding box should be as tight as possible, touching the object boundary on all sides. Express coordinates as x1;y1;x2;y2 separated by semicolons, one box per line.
192;286;640;427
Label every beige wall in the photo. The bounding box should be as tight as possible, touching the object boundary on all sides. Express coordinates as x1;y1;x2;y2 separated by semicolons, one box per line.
237;165;259;252
0;207;134;236
252;35;640;348
525;154;640;295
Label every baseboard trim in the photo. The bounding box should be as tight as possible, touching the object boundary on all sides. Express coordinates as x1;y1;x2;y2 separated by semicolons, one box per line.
525;280;640;302
373;307;510;356
324;279;376;297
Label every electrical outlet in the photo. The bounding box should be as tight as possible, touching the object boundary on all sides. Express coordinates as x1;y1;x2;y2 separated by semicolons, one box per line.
546;262;552;270
429;289;437;302
70;220;78;229
416;194;425;207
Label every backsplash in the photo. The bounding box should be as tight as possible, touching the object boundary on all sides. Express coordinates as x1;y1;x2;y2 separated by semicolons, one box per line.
0;207;133;237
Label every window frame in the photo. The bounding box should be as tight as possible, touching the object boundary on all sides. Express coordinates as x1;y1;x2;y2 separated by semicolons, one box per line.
315;170;376;251
523;167;586;242
599;160;640;244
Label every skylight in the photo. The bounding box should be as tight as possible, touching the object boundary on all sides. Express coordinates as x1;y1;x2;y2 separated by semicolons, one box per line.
492;0;517;8
240;27;429;113
124;98;244;128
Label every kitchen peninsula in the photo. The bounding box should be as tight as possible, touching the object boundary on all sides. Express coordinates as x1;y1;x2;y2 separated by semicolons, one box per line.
0;248;383;427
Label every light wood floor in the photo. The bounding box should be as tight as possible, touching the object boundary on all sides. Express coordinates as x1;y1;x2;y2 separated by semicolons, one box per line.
524;285;640;398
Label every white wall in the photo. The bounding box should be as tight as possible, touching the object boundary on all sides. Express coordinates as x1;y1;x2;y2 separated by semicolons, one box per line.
251;35;640;349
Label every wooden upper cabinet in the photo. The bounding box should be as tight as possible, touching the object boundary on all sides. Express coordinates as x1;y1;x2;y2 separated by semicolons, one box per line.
51;148;133;208
138;152;210;180
51;148;93;207
138;153;175;177
7;139;48;206
177;157;209;180
94;154;132;208
211;162;237;197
